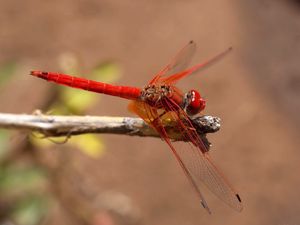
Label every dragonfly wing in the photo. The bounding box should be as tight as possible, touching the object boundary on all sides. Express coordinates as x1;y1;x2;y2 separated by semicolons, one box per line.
149;41;197;85
128;99;243;212
160;47;233;85
161;97;243;211
128;100;212;213
157;123;212;214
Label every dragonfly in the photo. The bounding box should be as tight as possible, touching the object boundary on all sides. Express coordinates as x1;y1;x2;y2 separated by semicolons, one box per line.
30;41;242;213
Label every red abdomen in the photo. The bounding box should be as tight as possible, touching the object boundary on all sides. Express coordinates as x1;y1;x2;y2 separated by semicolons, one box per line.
30;71;141;100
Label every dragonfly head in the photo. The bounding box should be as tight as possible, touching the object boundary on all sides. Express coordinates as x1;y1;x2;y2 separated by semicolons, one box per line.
184;89;206;115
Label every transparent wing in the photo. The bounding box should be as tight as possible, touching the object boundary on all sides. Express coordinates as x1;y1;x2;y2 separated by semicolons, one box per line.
161;97;243;211
149;41;197;85
158;47;233;85
128;99;243;212
128;100;212;214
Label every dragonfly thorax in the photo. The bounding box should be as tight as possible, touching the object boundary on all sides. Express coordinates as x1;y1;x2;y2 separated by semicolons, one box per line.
140;84;173;105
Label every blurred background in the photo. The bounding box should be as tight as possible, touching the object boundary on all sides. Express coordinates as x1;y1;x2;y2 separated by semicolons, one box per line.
0;0;300;224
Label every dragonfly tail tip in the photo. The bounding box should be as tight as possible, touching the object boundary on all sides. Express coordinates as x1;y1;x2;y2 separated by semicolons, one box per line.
30;71;39;76
30;71;48;79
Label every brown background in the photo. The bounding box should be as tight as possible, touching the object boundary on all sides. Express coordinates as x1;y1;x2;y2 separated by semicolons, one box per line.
0;0;300;224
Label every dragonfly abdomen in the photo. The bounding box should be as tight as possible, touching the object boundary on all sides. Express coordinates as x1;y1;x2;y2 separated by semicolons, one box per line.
30;71;141;100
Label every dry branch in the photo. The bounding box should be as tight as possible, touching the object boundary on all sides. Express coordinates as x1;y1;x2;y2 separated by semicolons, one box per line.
0;112;220;139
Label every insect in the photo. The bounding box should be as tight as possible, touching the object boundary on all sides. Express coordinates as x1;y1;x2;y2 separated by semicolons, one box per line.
30;41;242;213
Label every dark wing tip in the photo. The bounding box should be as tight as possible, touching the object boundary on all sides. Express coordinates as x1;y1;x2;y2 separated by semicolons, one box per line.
200;201;212;214
236;194;242;203
235;194;243;212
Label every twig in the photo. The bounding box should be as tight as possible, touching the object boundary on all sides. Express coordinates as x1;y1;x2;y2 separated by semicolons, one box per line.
0;112;220;139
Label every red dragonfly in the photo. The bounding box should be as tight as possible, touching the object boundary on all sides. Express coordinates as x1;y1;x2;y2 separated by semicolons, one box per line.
30;41;242;213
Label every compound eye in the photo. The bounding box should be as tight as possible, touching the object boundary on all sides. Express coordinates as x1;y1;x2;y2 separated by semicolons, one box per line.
186;90;206;115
